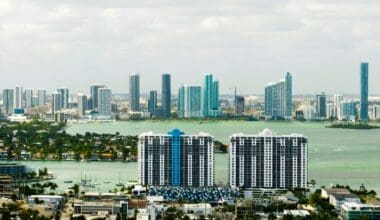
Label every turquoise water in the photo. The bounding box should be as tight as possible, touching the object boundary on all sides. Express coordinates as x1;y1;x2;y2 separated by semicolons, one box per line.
20;121;380;193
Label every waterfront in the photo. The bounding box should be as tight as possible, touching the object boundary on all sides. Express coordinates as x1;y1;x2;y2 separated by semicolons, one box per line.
20;121;380;193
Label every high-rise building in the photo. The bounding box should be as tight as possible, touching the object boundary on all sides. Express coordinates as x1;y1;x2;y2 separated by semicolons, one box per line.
2;89;14;115
138;129;214;187
129;73;140;112
178;85;185;118
24;89;34;109
229;129;308;189
37;89;47;106
316;92;326;119
360;62;369;121
161;73;171;117
14;85;23;110
235;96;245;116
334;94;344;119
77;94;88;118
339;100;357;121
202;74;221;117
372;105;380;121
98;88;112;117
178;85;202;118
90;84;106;110
52;91;62;114
326;103;335;119
264;72;293;119
148;90;158;117
57;88;69;109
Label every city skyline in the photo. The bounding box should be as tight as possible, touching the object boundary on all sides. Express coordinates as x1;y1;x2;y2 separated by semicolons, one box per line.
0;1;379;94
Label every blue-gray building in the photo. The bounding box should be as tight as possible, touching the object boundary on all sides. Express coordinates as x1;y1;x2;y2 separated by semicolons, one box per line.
129;73;140;112
2;89;14;115
178;85;202;118
0;163;27;178
148;90;158;117
360;62;369;121
138;129;214;187
316;92;327;119
57;88;69;109
265;72;293;119
90;84;106;110
161;73;171;117
202;74;221;117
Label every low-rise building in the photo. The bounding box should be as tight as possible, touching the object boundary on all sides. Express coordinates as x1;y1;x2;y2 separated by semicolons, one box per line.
183;203;213;216
341;202;380;220
321;188;351;199
0;176;13;198
329;193;361;210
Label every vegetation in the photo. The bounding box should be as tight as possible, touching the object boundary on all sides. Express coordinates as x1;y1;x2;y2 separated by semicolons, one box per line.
0;120;138;161
326;122;380;129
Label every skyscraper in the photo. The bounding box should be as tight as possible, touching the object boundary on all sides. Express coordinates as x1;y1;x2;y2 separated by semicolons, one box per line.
90;84;106;110
2;89;14;115
77;94;88;118
98;88;112;117
185;86;202;118
52;91;62;114
138;129;214;187
334;94;344;119
37;89;47;106
316;92;326;119
202;73;220;117
57;88;69;109
14;85;23;110
24;89;33;109
161;73;171;117
148;90;158;117
177;85;185;118
129;73;140;112
264;72;293;119
229;129;308;189
235;96;245;116
360;62;369;121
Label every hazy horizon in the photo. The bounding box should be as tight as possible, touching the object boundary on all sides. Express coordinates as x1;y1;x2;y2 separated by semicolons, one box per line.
0;0;379;94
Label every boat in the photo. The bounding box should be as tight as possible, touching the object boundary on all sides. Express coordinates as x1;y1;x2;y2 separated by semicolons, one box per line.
116;172;124;187
64;180;73;184
104;180;110;184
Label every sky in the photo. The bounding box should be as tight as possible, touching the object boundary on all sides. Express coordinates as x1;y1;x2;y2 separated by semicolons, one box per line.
0;0;379;95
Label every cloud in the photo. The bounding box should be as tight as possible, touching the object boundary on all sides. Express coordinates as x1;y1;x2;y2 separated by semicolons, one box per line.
0;0;379;95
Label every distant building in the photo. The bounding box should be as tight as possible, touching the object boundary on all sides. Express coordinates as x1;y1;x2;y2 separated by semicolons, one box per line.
316;92;326;119
14;85;23;111
98;88;112;118
202;73;221;117
235;96;245;116
90;84;106;110
148;90;158;117
339;100;357;121
265;72;292;119
129;73;140;112
2;89;14;115
138;129;214;187
334;94;344;119
57;88;69;109
37;89;47;106
360;62;369;121
77;94;88;118
52;91;62;114
24;89;34;109
178;85;202;118
372;105;380;121
229;129;308;189
161;73;171;117
326;103;335;119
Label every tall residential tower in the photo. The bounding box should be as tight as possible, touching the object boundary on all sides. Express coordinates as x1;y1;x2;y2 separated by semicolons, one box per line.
138;129;214;187
129;73;140;112
360;62;369;121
